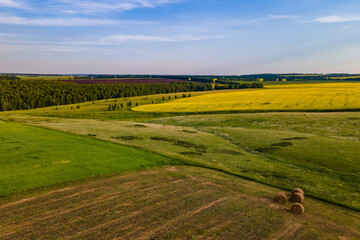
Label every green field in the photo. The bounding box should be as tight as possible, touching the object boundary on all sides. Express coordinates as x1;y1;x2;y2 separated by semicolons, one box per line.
1;82;360;238
0;121;176;197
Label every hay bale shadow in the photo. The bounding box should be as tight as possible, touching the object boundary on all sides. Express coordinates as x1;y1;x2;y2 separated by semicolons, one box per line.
111;136;144;141
271;142;294;147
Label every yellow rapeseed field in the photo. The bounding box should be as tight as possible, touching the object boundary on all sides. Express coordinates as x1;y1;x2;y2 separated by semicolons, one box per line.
133;83;360;112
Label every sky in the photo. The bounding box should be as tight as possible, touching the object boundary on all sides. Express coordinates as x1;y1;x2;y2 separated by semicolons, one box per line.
1;0;360;75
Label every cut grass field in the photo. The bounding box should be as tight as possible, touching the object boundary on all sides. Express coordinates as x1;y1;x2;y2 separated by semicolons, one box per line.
0;121;176;197
133;83;360;112
1;166;359;240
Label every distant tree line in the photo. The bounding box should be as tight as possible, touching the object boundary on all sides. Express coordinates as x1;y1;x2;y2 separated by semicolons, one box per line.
0;75;20;80
215;82;263;89
0;80;262;111
10;73;360;82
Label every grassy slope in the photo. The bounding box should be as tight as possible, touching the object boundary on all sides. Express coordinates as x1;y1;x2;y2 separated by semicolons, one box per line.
149;112;360;139
0;121;176;197
151;113;360;209
133;83;360;112
14;116;357;210
1;166;359;240
212;127;360;174
0;87;359;237
1;91;359;209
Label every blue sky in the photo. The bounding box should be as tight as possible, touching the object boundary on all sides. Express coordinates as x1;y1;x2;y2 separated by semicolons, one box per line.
1;0;360;74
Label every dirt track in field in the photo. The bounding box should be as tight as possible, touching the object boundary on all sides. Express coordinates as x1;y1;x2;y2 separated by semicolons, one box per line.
0;166;359;240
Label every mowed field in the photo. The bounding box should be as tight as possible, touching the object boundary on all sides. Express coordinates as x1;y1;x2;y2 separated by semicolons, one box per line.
1;166;360;240
133;83;360;112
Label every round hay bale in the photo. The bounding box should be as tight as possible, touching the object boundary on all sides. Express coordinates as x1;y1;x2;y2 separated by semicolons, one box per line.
291;203;305;215
291;188;304;196
290;192;304;203
274;192;287;204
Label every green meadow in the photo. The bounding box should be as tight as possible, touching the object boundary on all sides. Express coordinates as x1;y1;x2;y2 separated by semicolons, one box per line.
0;121;175;197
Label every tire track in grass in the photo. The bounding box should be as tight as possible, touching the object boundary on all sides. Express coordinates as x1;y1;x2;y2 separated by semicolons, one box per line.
270;220;304;240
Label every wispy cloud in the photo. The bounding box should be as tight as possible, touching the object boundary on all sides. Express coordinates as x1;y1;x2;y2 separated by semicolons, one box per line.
0;15;152;26
313;15;360;23
102;34;226;42
0;32;17;37
57;0;182;14
220;15;298;26
0;43;87;53
268;15;297;20
0;0;30;9
0;33;224;49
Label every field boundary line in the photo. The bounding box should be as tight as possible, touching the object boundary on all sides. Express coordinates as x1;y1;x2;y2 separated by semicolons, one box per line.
130;108;360;114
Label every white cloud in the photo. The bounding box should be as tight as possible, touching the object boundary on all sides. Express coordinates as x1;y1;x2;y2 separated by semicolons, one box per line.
220;15;298;26
267;15;297;20
57;0;182;14
102;34;225;42
0;0;19;7
0;15;151;26
0;0;29;9
314;15;360;23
